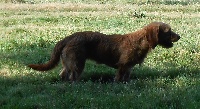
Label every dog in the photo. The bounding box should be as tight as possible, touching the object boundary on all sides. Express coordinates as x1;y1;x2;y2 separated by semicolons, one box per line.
28;22;180;82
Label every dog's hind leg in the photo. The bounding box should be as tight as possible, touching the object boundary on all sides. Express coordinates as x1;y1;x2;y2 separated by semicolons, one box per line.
59;58;70;81
60;48;86;82
67;58;86;82
59;61;70;81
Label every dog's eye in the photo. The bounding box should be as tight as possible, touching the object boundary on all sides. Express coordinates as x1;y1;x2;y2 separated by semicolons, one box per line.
165;28;171;33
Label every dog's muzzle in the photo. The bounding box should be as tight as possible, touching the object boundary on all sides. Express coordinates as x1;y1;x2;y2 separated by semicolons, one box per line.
171;34;180;42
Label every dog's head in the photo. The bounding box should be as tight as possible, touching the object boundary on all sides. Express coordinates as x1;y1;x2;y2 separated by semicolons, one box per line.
145;22;180;49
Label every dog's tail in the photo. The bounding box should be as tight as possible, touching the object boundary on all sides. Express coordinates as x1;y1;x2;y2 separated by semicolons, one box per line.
28;38;67;71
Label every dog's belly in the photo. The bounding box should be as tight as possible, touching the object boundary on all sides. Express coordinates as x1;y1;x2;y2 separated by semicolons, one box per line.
88;53;119;69
96;61;119;69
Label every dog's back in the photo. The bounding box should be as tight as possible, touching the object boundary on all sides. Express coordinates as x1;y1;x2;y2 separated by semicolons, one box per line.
67;31;122;68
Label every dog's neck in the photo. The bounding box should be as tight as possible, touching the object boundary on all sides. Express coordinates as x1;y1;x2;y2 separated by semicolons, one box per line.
125;29;157;51
144;26;159;49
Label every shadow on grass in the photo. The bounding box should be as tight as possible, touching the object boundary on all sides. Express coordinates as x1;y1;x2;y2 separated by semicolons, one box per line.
81;71;115;83
1;42;200;84
79;63;200;84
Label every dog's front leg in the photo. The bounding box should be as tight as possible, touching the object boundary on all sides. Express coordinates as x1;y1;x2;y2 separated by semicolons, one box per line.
123;68;132;82
114;66;131;82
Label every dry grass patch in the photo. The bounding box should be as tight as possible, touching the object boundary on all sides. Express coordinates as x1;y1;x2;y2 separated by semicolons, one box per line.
0;3;136;11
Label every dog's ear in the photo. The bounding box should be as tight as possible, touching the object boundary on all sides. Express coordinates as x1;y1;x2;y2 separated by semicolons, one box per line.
145;23;160;49
159;23;171;33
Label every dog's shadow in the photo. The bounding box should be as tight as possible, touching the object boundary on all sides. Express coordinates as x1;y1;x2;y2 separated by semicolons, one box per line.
81;72;115;83
76;63;199;84
79;69;159;84
47;60;200;84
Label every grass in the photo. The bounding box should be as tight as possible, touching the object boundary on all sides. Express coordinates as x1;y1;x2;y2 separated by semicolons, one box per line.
0;0;200;108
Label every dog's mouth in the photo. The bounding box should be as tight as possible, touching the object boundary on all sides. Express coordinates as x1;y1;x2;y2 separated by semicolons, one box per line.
171;35;180;42
171;37;180;42
161;42;173;48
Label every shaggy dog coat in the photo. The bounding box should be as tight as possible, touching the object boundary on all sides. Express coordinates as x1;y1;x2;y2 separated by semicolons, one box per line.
28;22;180;82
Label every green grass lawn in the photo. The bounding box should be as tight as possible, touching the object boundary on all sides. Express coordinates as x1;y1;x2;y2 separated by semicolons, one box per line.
0;0;200;108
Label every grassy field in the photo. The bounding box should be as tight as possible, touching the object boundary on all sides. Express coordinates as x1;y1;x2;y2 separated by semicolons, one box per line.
0;0;200;108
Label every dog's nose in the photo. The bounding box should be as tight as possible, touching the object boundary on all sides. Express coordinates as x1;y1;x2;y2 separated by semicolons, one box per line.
177;35;180;40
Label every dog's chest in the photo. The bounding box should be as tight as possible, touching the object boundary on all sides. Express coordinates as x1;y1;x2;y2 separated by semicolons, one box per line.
129;40;149;64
